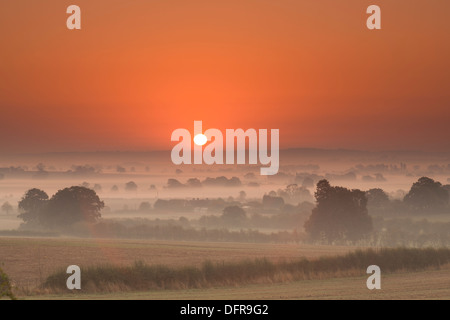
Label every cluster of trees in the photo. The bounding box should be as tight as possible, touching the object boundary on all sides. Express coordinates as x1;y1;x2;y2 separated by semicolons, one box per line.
28;164;102;178
166;176;242;189
304;180;372;242
197;203;312;229
354;163;407;174
17;187;104;229
0;166;26;174
11;175;449;244
271;169;388;186
69;219;303;243
371;217;450;247
67;165;100;175
403;177;449;212
80;182;102;192
146;186;313;215
109;181;143;192
153;198;231;213
266;184;314;205
367;177;450;215
303;176;450;243
361;173;386;182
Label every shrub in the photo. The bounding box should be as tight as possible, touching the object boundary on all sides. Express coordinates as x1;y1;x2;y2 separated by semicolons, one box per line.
0;267;16;300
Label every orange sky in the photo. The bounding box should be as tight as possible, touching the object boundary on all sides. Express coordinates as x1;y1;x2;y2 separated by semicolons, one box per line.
0;0;449;154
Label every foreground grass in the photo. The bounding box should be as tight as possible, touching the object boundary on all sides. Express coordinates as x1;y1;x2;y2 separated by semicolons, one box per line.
0;237;353;288
42;247;450;294
29;266;450;300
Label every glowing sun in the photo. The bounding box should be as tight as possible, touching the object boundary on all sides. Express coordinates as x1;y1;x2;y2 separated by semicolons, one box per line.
193;133;208;146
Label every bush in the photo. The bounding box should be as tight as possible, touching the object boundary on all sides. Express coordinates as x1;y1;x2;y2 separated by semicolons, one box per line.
0;267;16;300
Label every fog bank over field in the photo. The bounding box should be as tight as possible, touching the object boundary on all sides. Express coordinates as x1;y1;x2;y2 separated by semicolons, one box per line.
1;148;450;195
0;148;450;246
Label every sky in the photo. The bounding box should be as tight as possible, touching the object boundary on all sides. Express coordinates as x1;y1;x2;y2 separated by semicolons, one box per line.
0;0;449;154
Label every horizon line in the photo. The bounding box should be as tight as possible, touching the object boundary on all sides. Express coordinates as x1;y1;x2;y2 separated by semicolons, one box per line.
0;147;445;158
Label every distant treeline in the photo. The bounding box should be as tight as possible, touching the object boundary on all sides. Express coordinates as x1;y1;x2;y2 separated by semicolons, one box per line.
166;176;242;188
11;176;450;246
11;215;450;247
367;177;450;215
66;221;304;243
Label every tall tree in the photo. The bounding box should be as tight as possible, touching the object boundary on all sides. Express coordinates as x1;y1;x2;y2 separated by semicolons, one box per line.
222;205;246;226
17;188;49;224
304;180;372;242
366;188;390;214
403;177;449;213
45;186;104;227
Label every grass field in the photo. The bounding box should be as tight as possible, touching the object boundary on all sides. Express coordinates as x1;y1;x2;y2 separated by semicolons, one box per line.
0;236;356;289
1;236;449;300
31;266;450;300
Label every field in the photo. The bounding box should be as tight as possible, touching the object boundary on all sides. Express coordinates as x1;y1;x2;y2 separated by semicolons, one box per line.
0;237;355;290
1;236;450;300
33;267;450;300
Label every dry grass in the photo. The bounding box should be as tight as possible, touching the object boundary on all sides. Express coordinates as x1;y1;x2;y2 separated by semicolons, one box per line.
18;263;450;300
32;265;450;300
40;247;450;294
5;236;449;300
0;236;356;291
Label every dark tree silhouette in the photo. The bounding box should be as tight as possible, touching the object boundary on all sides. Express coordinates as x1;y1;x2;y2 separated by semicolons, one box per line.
70;165;98;175
202;176;242;187
222;206;246;224
262;194;285;209
167;178;184;188
138;201;151;212
268;190;277;197
32;162;49;179
17;188;49;224
36;163;46;171
186;178;202;188
125;181;138;191
44;186;104;227
277;184;313;204
366;188;390;207
366;188;391;215
403;177;449;213
302;177;314;188
304;180;372;242
238;190;247;201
